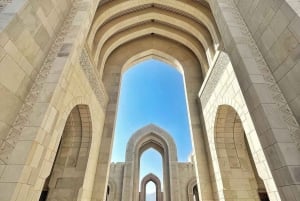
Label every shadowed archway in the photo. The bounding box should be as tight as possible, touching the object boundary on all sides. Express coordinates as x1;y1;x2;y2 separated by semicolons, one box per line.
40;105;92;201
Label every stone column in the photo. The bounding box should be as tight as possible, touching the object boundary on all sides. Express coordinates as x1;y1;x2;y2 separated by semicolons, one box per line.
184;65;215;201
208;0;300;200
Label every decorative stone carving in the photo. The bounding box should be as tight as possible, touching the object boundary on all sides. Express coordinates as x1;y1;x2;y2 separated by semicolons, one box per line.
79;48;109;109
200;51;229;108
209;0;300;149
0;0;81;164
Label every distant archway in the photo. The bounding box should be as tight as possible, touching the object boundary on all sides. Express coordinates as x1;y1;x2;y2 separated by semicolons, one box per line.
123;124;179;201
106;179;116;201
187;178;199;201
140;173;162;201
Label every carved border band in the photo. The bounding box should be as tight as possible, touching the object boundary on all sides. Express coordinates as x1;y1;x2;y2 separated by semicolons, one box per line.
80;48;109;109
209;0;300;148
200;52;229;108
0;0;82;164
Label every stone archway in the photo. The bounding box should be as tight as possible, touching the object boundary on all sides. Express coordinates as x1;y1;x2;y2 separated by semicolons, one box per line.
106;179;116;201
187;178;200;201
140;173;162;201
214;105;263;201
40;105;92;201
122;124;179;201
88;2;222;200
94;37;212;201
199;51;281;201
1;1;299;201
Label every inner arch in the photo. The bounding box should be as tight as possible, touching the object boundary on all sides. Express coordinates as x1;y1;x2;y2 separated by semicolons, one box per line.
112;59;192;162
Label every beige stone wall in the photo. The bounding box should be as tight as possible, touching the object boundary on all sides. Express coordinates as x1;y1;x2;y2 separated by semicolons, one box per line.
177;163;197;201
107;162;196;201
199;52;280;201
234;0;300;123
107;163;125;201
0;0;74;141
0;0;108;201
0;47;107;201
208;1;300;200
0;1;299;201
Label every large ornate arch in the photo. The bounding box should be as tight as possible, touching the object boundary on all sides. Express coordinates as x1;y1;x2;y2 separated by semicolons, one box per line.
96;34;213;201
87;0;222;80
122;124;179;201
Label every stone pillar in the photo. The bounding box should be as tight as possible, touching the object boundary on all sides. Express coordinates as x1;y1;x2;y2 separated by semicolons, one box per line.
185;65;214;201
206;1;300;200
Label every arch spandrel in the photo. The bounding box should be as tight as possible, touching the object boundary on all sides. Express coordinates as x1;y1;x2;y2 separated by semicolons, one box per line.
125;124;178;162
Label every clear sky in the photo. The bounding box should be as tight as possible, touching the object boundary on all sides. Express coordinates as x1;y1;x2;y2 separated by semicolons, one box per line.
111;59;192;193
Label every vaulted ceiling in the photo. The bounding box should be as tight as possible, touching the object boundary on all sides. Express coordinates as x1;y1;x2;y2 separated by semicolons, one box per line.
87;0;221;77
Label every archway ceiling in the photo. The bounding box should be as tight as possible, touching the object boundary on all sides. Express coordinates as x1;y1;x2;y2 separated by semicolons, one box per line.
92;8;214;64
103;35;202;82
88;0;220;77
98;23;208;74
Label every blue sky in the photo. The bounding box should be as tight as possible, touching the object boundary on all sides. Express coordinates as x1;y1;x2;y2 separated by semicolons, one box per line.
111;59;192;192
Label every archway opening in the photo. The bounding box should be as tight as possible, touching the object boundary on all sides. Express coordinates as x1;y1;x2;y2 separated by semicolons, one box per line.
140;148;163;191
109;58;193;201
146;181;157;201
111;59;192;162
214;105;269;201
193;185;200;201
139;148;166;201
140;173;162;201
106;185;110;201
39;105;92;201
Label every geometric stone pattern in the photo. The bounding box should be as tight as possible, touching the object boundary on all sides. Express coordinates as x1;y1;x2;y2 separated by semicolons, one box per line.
0;1;299;201
0;0;79;164
79;48;108;109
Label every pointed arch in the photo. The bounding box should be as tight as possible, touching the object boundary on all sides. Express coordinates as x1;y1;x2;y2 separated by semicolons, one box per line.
140;173;162;201
88;0;220;50
106;178;117;201
187;178;199;201
41;104;92;201
213;105;269;201
125;124;177;162
123;124;179;201
121;49;184;74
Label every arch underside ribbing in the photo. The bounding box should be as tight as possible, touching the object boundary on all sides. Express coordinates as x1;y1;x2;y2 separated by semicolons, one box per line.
89;1;221;201
88;0;221;78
